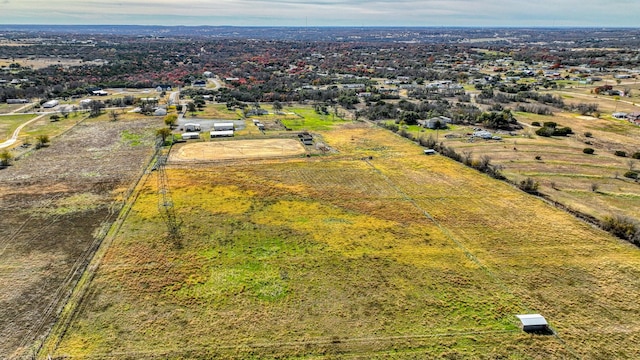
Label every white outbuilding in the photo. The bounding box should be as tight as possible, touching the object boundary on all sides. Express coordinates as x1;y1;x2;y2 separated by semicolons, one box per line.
516;314;549;333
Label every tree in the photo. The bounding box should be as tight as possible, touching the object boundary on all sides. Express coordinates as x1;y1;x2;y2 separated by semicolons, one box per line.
89;100;105;117
400;111;420;126
156;128;173;144
0;150;13;166
109;110;119;122
186;102;197;116
164;114;178;128
273;100;283;112
60;107;70;119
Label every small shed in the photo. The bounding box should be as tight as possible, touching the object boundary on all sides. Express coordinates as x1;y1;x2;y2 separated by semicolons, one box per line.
423;149;437;155
213;122;234;131
516;314;549;333
181;132;201;140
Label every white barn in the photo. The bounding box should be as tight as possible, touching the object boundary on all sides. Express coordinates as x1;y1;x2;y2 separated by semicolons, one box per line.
42;100;59;108
213;122;234;131
181;132;201;140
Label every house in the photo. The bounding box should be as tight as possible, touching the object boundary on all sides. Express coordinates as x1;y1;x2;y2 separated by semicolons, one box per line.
92;90;108;96
155;85;172;92
613;112;628;119
422;116;452;129
516;314;549;333
203;71;213;78
184;123;201;132
342;83;365;89
181;132;201;140
423;149;437;155
80;99;94;108
42;100;59;108
193;80;206;87
213;122;234;131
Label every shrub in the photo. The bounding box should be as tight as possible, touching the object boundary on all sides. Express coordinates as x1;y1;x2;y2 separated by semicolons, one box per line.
536;127;555;137
583;148;595;154
624;171;639;179
584;131;593;138
554;127;573;136
536;126;572;137
633;152;640;159
535;155;542;161
518;177;539;193
543;121;557;128
531;121;541;127
614;150;627;157
0;150;13;166
601;215;640;245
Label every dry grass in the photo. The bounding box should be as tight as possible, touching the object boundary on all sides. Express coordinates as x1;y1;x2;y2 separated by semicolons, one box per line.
44;124;640;359
170;139;307;162
439;111;640;221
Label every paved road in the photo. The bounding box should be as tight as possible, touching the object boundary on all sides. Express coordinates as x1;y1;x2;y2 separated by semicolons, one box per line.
0;113;47;149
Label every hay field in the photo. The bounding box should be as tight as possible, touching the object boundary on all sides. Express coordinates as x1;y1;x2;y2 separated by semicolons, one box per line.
170;139;307;162
44;124;640;359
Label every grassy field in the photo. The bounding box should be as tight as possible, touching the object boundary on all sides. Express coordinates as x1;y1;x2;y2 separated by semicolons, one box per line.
0;117;158;359
42;124;640;359
0;103;30;115
280;107;349;131
438;110;640;222
0;114;38;140
186;103;242;119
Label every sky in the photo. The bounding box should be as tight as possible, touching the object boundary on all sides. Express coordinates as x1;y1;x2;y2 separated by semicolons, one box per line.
1;0;640;27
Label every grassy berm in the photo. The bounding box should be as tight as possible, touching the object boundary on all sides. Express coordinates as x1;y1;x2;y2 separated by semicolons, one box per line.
47;124;640;359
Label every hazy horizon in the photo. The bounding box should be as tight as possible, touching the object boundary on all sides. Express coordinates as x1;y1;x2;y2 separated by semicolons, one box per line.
1;0;639;28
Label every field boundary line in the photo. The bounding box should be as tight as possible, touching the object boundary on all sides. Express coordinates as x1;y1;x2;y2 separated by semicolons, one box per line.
50;329;520;359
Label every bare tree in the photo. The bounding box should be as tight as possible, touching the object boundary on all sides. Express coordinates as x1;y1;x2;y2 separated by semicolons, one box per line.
109;110;119;122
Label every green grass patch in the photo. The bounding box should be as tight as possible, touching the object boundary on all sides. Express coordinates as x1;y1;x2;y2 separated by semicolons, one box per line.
280;107;348;130
121;129;143;146
0;113;38;139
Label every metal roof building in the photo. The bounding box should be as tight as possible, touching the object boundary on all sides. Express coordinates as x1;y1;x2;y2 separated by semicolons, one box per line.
516;314;549;333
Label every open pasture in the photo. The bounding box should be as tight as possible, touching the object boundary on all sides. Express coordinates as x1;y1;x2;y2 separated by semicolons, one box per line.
0;117;158;359
440;111;640;221
44;124;640;359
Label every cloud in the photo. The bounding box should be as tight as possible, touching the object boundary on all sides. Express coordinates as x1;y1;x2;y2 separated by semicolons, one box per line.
1;0;640;26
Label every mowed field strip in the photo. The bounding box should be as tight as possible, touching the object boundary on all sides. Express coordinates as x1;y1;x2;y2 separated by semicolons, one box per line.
45;124;640;359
